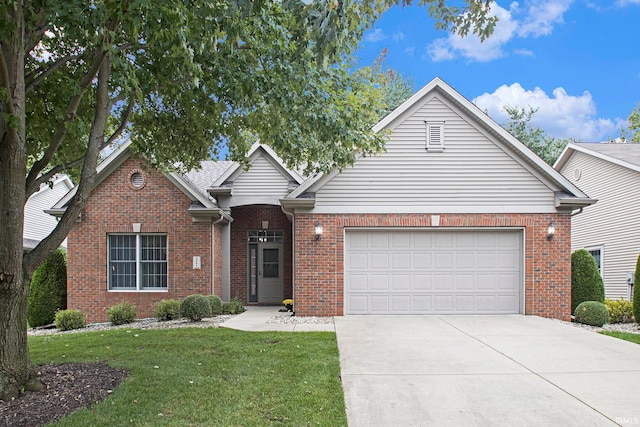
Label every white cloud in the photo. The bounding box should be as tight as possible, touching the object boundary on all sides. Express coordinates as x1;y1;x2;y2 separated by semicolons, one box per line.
617;0;640;5
473;82;626;141
404;46;415;56
514;48;535;56
392;32;405;42
364;28;388;42
426;1;574;62
517;0;573;37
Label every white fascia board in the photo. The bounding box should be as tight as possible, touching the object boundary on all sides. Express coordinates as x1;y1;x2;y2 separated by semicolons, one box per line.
166;172;216;208
559;143;640;174
552;143;575;171
300;205;562;214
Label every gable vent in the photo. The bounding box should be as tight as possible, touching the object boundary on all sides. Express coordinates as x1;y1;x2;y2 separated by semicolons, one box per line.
130;172;145;188
425;121;445;151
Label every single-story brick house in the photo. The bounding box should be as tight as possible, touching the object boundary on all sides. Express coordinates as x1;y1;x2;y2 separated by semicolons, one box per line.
49;78;594;323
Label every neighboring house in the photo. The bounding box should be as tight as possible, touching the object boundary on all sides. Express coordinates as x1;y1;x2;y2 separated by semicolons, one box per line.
24;174;74;251
49;78;593;323
554;142;640;300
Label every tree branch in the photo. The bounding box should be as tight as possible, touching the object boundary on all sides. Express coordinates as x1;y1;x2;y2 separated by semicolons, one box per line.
106;99;134;146
25;53;83;93
24;48;107;192
25;54;112;274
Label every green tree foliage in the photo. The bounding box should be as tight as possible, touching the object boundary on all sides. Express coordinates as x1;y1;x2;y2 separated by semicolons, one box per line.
574;301;609;327
27;248;67;328
503;106;571;165
356;49;415;120
0;0;496;399
633;254;640;324
571;249;605;314
620;104;640;143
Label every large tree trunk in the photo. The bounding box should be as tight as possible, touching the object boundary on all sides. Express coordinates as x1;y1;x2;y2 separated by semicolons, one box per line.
0;1;43;400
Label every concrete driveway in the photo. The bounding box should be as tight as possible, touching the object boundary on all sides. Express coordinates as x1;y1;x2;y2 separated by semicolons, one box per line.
335;315;640;426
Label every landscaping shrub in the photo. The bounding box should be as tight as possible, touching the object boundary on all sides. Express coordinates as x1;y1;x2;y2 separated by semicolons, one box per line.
574;301;609;327
571;249;605;314
153;299;181;321
27;248;67;327
54;309;86;331
180;294;212;321
634;254;640;324
605;299;634;324
207;295;223;315
222;297;245;315
107;302;137;325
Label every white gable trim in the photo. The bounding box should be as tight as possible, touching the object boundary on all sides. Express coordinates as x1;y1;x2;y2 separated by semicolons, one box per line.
211;142;304;188
554;143;640;174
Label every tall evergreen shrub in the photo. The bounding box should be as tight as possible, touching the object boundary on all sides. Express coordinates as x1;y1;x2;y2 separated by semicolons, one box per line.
28;248;67;327
633;254;640;324
571;249;605;314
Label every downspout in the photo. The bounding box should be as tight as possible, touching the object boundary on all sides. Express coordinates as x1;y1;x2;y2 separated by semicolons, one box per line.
281;204;295;311
211;213;225;296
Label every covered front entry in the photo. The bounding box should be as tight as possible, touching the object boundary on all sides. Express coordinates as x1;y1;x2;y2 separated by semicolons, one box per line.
344;229;523;314
248;230;284;304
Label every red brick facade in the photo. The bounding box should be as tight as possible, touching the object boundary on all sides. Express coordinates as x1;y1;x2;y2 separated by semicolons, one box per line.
67;158;220;323
293;213;572;321
229;206;293;303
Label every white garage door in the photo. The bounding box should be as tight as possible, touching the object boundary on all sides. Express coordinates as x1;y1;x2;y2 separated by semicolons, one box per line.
344;230;522;314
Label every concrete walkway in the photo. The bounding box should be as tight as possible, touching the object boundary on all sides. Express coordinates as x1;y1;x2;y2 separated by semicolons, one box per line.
221;306;335;332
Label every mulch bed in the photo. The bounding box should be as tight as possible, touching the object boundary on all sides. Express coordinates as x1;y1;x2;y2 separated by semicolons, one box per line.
0;363;126;427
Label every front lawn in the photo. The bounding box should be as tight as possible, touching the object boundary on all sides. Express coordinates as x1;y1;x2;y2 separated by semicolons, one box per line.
599;331;640;345
29;328;346;426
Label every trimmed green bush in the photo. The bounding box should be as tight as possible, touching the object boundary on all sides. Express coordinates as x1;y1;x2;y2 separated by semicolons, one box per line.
222;297;245;315
27;248;67;327
54;309;86;331
107;302;137;325
634;254;640;324
153;299;181;321
574;301;609;327
207;295;223;316
180;294;212;322
605;299;634;324
571;249;605;314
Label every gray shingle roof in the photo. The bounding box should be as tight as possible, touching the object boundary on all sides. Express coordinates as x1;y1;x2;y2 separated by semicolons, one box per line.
183;160;235;195
574;142;640;168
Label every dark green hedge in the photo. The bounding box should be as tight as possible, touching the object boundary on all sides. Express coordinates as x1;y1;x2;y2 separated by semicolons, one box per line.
571;249;604;314
28;248;67;327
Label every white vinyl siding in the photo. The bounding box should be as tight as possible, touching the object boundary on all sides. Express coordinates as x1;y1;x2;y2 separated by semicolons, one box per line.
313;96;555;212
226;154;292;207
344;229;523;314
560;152;640;299
24;179;73;248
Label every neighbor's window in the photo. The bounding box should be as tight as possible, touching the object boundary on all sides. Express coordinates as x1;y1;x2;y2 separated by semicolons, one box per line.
108;234;168;290
586;246;603;276
425;121;445;151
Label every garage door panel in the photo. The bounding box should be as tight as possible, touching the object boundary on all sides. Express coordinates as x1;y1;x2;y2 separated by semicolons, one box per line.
413;275;432;290
392;275;410;290
344;230;522;315
371;275;389;290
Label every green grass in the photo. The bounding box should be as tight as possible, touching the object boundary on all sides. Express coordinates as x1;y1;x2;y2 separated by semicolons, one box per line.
29;328;347;426
600;331;640;345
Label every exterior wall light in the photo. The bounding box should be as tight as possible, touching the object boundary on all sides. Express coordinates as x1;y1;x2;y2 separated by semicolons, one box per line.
547;222;555;241
315;222;323;241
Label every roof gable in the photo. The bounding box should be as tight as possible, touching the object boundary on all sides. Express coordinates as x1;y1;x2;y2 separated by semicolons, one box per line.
555;142;640;174
287;78;593;211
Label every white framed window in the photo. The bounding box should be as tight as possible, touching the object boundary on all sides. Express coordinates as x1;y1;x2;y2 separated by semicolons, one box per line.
108;234;168;291
585;245;603;277
425;121;445;151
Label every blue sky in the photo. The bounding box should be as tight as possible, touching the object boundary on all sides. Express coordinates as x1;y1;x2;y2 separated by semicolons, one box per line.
356;0;640;142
